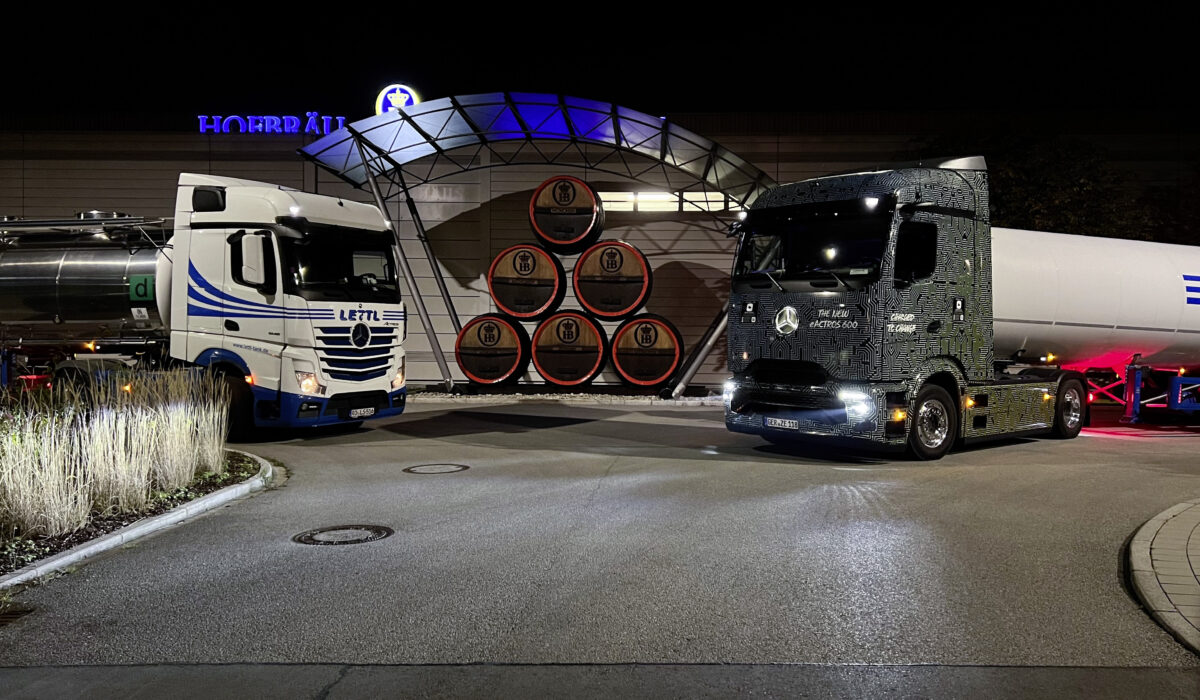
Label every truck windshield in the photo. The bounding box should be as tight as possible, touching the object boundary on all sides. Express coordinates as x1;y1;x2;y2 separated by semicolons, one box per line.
278;224;401;303
733;196;895;286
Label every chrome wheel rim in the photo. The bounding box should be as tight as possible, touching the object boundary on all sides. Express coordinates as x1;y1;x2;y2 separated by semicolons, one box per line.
917;399;949;449
1063;388;1082;430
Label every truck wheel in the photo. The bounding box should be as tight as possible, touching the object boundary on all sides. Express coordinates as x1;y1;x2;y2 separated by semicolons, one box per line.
1052;379;1085;439
52;368;92;403
223;375;255;442
908;385;958;460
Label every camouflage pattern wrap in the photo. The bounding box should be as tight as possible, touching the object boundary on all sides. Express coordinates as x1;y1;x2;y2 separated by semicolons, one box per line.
728;166;993;385
724;163;1073;448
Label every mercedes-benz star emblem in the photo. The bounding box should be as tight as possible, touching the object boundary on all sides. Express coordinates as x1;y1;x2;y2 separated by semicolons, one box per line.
351;323;371;348
774;306;799;335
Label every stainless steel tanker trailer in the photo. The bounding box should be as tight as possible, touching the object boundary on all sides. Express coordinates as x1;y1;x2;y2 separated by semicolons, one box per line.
724;156;1200;458
0;173;409;434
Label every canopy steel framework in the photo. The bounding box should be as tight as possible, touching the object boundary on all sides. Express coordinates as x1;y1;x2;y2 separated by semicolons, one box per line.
300;92;777;393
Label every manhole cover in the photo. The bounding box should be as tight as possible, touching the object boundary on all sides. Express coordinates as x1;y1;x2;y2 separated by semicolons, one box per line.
403;463;470;474
292;525;394;546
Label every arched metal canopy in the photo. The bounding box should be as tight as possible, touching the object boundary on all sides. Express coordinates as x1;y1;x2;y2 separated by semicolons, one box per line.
299;92;771;394
299;92;776;207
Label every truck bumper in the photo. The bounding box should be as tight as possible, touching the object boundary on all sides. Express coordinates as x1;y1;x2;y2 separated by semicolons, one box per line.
723;378;909;450
255;387;407;428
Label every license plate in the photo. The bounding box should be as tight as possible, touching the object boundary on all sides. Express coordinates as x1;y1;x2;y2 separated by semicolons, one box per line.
349;407;375;418
765;417;799;430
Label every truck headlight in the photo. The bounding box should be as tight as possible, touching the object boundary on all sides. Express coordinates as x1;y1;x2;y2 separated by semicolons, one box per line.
838;389;875;420
295;371;325;395
392;357;406;390
722;379;736;408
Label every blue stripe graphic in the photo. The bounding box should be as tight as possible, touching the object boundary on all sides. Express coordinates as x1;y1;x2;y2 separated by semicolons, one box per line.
185;263;404;320
187;304;336;319
1186;274;1200;282
186;287;334;319
188;263;286;312
187;266;334;318
1187;286;1200;293
187;288;335;318
1189;298;1200;305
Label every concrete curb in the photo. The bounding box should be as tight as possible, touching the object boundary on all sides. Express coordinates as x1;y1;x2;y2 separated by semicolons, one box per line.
0;449;273;590
1128;498;1200;654
409;392;722;407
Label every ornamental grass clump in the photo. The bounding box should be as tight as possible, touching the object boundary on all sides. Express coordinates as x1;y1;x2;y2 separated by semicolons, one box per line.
0;370;230;538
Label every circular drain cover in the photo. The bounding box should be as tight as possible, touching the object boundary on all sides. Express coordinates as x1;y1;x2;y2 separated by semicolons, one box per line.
292;525;393;546
403;463;470;474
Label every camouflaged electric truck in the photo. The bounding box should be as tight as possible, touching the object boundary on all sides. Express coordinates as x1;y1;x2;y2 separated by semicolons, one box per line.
723;157;1091;459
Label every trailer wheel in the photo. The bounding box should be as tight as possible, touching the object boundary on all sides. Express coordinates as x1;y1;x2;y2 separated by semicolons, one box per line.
1052;379;1085;439
908;384;958;460
222;374;255;442
52;368;92;403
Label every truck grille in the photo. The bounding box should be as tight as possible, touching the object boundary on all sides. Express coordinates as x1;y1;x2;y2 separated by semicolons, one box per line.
730;386;842;414
314;326;396;382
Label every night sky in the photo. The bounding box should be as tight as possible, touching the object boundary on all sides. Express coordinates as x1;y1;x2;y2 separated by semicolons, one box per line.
1;15;1190;124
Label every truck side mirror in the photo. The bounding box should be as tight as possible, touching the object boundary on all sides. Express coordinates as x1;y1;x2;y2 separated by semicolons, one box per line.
240;234;266;287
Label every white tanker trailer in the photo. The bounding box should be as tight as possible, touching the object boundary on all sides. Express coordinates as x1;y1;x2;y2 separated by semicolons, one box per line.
723;157;1200;458
0;173;409;435
992;227;1200;372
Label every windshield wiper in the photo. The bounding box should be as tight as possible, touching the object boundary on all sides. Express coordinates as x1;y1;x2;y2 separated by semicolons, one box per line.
795;266;849;289
744;269;784;291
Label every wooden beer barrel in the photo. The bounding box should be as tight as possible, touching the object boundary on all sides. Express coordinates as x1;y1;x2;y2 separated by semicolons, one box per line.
531;311;609;386
610;314;685;390
528;175;604;254
487;244;565;320
572;240;652;320
455;313;531;386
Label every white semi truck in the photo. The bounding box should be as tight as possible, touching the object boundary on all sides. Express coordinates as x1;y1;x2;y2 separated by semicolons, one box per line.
0;174;408;434
724;157;1200;458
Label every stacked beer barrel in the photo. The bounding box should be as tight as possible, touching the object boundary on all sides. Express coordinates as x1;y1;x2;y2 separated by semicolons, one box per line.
456;175;683;390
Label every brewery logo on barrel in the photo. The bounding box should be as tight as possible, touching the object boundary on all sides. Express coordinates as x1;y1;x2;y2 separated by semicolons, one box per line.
556;318;580;344
634;322;658;348
601;247;624;274
513;250;537;277
553;180;576;207
477;321;501;347
530;176;604;252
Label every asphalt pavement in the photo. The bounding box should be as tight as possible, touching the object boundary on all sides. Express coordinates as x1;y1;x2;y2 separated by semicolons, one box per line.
2;400;1200;696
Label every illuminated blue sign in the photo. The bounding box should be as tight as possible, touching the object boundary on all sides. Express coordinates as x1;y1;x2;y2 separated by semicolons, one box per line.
375;84;421;115
197;113;347;135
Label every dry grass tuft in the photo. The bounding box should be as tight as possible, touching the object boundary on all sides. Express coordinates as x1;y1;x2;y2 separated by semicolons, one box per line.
0;370;229;537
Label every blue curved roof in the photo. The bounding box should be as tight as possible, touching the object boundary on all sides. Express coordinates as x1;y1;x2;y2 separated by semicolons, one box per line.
299;92;775;207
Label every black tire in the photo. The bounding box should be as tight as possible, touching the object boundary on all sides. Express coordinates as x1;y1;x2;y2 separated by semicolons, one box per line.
52;368;92;403
222;374;255;442
908;384;958;460
1052;379;1085;439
